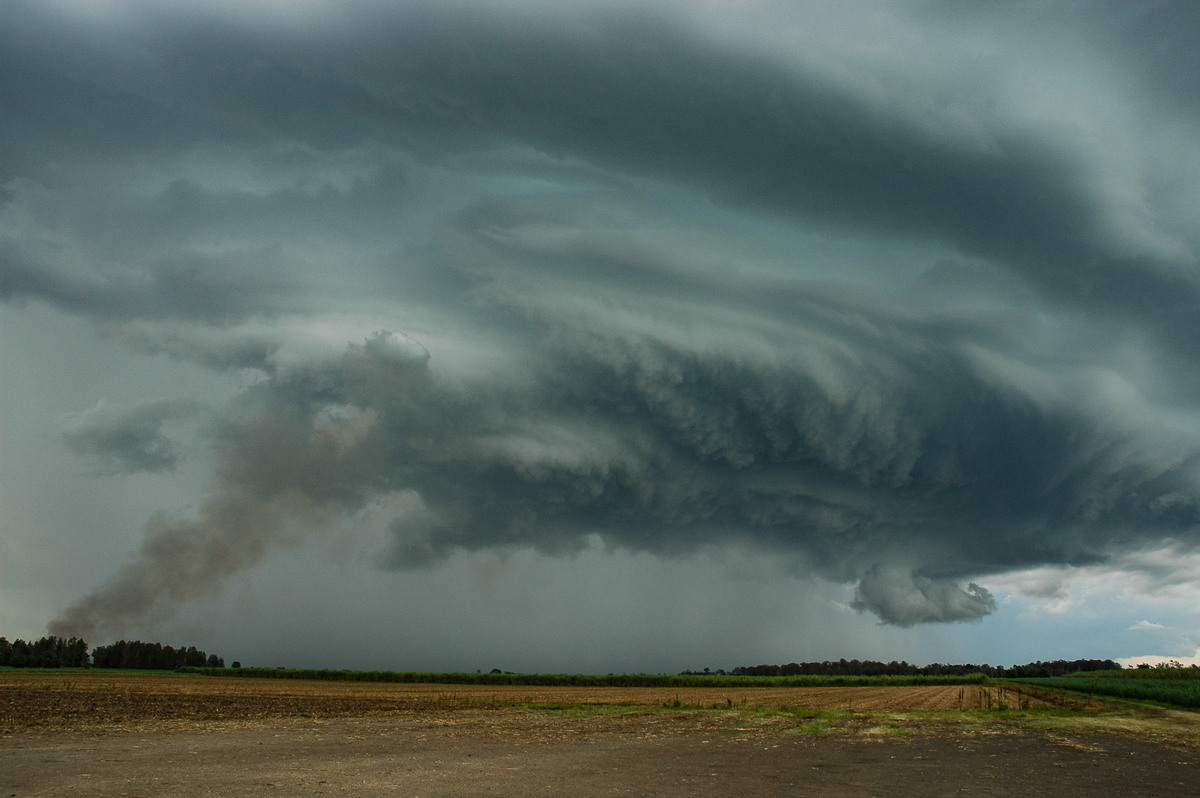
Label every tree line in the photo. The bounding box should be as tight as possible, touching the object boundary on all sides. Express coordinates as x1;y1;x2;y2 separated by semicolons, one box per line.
688;658;1123;678
91;640;225;669
0;636;225;670
0;636;89;668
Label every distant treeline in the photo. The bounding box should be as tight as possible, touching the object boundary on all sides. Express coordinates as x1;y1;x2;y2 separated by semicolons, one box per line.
697;658;1123;679
0;636;89;668
92;640;225;670
0;636;225;670
178;666;989;688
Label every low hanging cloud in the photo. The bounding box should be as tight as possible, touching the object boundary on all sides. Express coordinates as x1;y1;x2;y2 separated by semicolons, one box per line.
851;566;996;628
5;1;1198;637
48;299;1200;633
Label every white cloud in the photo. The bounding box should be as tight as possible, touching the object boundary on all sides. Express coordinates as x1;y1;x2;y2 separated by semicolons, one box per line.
993;544;1200;614
1129;619;1166;631
1117;648;1200;669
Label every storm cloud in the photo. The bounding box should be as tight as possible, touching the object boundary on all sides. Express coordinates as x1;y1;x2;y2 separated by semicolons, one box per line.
6;1;1200;640
62;398;203;474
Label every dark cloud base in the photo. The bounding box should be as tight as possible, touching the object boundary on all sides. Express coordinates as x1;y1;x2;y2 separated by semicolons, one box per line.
3;1;1196;639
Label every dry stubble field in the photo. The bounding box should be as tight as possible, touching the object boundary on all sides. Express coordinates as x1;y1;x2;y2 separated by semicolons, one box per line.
2;671;1198;796
0;671;1071;727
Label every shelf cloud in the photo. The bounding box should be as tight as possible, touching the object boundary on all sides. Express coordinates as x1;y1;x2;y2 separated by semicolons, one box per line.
6;1;1199;642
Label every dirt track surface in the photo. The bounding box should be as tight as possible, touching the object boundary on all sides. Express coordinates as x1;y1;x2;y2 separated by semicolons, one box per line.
3;673;1198;796
5;713;1198;797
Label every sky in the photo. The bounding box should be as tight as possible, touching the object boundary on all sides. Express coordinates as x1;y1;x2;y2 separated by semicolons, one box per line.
3;0;1200;673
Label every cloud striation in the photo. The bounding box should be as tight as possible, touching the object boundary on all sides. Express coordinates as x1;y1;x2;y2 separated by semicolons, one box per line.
3;1;1197;637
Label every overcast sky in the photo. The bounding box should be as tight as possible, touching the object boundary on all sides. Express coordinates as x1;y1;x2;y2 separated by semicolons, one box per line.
4;0;1200;672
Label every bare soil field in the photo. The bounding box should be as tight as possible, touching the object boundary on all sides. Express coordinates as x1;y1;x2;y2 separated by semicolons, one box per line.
0;672;1071;727
3;672;1198;796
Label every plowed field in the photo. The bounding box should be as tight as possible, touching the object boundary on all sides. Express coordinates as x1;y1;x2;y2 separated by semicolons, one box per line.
2;671;1067;728
4;672;1198;797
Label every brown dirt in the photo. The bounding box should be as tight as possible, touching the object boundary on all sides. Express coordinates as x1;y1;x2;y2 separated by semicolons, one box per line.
2;672;1197;796
0;672;1071;727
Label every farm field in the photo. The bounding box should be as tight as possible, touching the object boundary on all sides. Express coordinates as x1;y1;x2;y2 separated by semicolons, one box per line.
1;671;1064;727
1012;668;1200;709
3;671;1198;796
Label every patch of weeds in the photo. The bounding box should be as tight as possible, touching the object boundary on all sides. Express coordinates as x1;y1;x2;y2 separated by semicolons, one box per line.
1020;709;1200;746
887;706;1161;741
834;710;912;736
520;703;649;718
958;706;1076;725
786;714;839;735
861;716;916;737
727;707;847;736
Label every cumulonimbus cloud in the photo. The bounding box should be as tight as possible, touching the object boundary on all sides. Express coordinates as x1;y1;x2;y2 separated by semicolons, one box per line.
48;304;1200;633
6;1;1196;636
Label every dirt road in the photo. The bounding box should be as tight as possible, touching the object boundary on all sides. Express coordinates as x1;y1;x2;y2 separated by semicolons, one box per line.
4;711;1198;797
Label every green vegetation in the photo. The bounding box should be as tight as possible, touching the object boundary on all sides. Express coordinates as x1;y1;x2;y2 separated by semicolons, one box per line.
1010;667;1200;710
176;666;990;688
0;636;89;668
92;640;223;670
0;636;224;670
721;657;1119;678
1063;665;1200;680
734;706;845;734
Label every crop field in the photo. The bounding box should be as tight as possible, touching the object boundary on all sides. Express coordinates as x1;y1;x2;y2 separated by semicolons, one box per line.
1;671;1066;729
1012;669;1200;709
